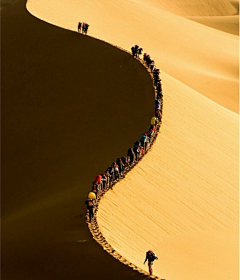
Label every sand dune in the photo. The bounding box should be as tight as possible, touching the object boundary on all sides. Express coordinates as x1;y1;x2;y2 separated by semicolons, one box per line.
134;0;238;16
1;1;154;279
9;0;240;279
27;0;239;113
188;15;239;35
98;72;239;280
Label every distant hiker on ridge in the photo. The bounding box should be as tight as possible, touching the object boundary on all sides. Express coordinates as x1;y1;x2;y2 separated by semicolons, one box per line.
78;22;82;33
82;23;89;35
144;250;158;275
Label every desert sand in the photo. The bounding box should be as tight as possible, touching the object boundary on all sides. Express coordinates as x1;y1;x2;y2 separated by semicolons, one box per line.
2;1;153;280
2;0;239;279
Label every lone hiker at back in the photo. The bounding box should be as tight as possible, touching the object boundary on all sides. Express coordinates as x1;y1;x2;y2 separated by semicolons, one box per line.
144;250;158;275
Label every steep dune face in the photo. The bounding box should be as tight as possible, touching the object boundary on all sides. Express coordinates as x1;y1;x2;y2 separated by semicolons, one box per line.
25;0;239;280
27;0;239;113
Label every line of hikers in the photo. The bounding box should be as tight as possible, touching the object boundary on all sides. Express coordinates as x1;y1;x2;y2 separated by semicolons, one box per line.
131;45;163;100
85;45;163;222
78;22;90;35
85;44;162;276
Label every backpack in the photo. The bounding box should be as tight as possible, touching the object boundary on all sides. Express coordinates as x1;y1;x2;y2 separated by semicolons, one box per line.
147;251;156;261
88;200;93;207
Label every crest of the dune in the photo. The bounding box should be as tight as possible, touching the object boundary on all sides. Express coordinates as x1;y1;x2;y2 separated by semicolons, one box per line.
27;0;239;113
188;15;239;36
26;0;239;279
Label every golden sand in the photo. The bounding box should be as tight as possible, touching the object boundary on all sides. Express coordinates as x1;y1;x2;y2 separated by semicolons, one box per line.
25;0;239;279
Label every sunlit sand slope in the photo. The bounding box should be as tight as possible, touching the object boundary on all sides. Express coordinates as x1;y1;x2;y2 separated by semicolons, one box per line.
27;0;239;113
188;15;239;35
98;72;239;280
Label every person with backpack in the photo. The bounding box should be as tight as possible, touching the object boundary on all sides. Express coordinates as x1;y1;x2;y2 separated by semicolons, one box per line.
116;157;124;177
133;142;141;161
127;147;135;165
85;198;95;222
144;250;158;275
137;47;143;58
101;174;107;191
82;23;89;34
140;133;149;152
134;45;139;57
131;46;136;56
92;181;100;200
78;22;82;33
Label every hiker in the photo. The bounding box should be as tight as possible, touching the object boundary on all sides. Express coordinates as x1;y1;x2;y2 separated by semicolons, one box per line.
116;157;124;177
94;174;102;186
144;250;158;275
111;162;120;180
145;55;151;68
106;165;115;182
140;145;145;157
155;100;161;110
155;109;162;121
127;147;135;165
148;125;157;141
131;46;136;56
101;174;107;191
92;181;100;199
133;145;140;161
143;52;147;63
78;22;82;33
134;45;139;57
150;61;155;72
85;198;95;222
157;89;163;100
151;116;157;126
82;22;89;34
121;156;129;172
84;23;89;34
137;47;143;58
140;133;149;151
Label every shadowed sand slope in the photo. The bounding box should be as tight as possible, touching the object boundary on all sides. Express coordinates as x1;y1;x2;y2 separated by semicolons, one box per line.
27;0;239;113
1;1;154;279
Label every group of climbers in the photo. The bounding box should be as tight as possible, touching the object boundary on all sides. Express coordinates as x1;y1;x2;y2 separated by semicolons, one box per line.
85;99;162;222
85;44;162;276
78;22;90;34
131;44;143;58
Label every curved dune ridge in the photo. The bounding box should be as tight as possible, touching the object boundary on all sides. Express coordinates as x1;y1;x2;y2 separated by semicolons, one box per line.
98;72;239;280
27;0;239;113
2;2;154;280
25;1;239;280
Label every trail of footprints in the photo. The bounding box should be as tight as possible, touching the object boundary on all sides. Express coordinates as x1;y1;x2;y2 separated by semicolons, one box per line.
86;50;164;280
87;198;162;280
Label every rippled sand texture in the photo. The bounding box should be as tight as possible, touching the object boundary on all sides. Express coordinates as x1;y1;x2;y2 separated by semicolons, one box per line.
15;0;240;279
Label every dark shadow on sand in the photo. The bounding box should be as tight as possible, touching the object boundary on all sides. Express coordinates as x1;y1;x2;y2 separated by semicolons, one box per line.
1;1;154;279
